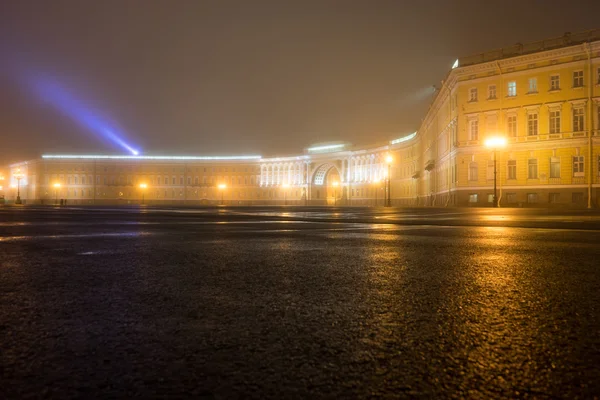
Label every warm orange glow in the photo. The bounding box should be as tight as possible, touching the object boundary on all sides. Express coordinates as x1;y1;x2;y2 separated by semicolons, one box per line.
373;178;381;184
53;183;61;188
385;155;393;164
282;183;290;188
139;183;148;189
332;181;339;187
218;183;227;190
485;136;507;148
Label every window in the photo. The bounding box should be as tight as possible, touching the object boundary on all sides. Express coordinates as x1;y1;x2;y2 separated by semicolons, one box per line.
527;193;538;204
573;108;584;132
573;70;583;88
597;67;600;84
598;155;600;177
507;160;517;180
488;85;497;99
572;192;584;204
507;81;516;97
549;110;561;134
172;177;176;185
468;162;478;181
506;193;517;204
573;156;584;177
469;194;478;203
507;115;517;137
527;113;538;136
487;160;494;180
528;159;538;179
550;75;560;90
469;119;479;141
550;157;561;179
549;193;560;204
469;88;478;102
487;194;494;203
528;77;538;93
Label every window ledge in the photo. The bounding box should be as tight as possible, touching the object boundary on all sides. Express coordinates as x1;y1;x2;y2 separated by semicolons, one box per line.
526;91;539;95
572;86;584;90
486;97;497;101
505;95;517;99
468;100;478;103
548;88;561;93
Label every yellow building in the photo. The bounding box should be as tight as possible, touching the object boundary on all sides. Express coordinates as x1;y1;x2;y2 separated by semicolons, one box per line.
5;29;600;207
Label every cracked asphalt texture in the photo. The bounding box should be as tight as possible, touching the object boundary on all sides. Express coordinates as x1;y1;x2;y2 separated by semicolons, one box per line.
1;206;600;399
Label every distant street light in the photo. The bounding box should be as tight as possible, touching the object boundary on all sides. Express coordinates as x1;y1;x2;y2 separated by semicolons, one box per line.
282;183;290;205
218;183;227;205
385;155;393;207
53;183;61;205
332;181;339;206
14;168;24;204
484;136;507;207
139;183;148;205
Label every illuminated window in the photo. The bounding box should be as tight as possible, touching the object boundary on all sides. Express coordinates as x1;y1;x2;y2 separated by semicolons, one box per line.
573;156;584;177
528;77;538;93
488;85;496;99
573;70;583;88
507;160;516;180
549;110;561;134
507;81;516;97
507;115;517;137
469;88;478;102
528;159;538;179
468;194;478;203
527;113;538;136
573;108;584;132
468;162;478;181
550;157;561;178
468;119;479;141
506;193;517;203
527;193;538;203
550;75;560;91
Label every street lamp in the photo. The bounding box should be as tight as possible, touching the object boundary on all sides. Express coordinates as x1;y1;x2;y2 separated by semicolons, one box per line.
282;183;290;205
53;183;61;205
14;168;24;204
218;183;227;205
484;136;507;208
385;155;393;207
332;181;339;206
139;183;148;205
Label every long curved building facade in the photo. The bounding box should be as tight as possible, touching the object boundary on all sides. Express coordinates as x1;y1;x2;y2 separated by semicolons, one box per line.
4;30;600;207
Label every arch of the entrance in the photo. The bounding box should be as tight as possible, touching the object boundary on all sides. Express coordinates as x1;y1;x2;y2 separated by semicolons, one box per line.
308;162;344;204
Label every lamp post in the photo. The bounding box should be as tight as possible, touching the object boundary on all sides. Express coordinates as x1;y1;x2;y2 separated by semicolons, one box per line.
484;136;507;208
218;183;226;205
53;183;61;205
139;183;148;205
385;155;393;207
14;168;24;204
332;181;339;206
282;183;290;205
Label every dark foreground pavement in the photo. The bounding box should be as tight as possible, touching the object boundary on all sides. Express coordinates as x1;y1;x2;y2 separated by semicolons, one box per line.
1;206;600;399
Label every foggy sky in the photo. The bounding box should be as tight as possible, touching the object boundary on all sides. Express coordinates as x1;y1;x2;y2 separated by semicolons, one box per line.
1;0;600;164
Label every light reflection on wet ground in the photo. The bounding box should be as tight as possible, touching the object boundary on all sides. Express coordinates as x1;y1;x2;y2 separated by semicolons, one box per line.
1;206;600;398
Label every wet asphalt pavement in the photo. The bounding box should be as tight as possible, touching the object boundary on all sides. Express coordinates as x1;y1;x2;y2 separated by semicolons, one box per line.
1;206;600;399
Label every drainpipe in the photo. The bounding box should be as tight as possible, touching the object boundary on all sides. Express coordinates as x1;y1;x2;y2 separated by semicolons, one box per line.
585;43;593;208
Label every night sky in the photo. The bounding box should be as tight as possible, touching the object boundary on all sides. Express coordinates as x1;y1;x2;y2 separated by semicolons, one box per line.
1;0;599;163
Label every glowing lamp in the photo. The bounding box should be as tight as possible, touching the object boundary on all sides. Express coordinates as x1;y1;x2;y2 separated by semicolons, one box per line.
484;137;507;148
